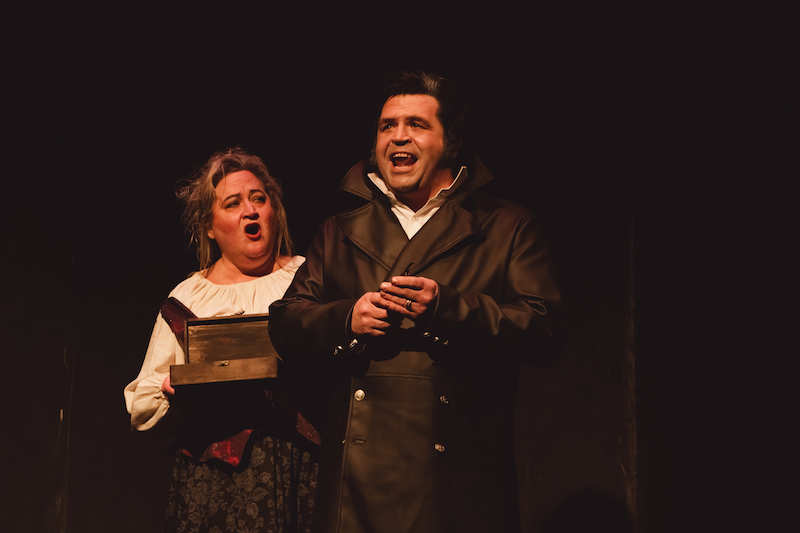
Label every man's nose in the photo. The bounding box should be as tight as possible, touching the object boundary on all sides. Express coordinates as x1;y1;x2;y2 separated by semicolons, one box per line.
391;125;411;145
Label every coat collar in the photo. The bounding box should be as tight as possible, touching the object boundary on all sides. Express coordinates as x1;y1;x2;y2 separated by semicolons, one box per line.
335;156;494;277
338;155;494;207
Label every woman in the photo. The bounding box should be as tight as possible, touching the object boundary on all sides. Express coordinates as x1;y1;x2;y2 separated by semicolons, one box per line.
124;148;317;533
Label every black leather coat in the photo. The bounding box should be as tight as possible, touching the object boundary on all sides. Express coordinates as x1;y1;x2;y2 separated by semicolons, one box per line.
269;158;567;533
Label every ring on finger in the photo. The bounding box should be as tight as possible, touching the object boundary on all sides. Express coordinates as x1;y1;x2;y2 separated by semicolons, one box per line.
404;299;413;310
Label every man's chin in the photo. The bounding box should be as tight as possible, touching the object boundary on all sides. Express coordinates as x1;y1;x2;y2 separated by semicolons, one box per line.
383;173;419;193
381;161;411;174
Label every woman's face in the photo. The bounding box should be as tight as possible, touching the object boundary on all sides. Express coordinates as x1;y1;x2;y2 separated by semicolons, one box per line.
207;170;276;270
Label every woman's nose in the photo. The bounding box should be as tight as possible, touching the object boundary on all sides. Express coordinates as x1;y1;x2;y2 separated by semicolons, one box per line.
243;201;259;218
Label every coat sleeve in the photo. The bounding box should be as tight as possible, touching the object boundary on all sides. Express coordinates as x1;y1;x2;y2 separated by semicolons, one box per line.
269;220;357;363
427;211;568;366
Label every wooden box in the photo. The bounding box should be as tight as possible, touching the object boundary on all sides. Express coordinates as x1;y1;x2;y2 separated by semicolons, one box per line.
170;314;278;386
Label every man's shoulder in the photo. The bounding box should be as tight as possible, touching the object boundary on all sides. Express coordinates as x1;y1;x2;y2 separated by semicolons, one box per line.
317;199;372;233
469;188;538;221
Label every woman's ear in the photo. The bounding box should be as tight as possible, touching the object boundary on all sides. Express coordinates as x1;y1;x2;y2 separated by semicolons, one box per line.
207;227;215;240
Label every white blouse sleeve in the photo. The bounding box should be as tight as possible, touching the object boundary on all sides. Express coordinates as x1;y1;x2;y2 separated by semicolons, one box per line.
123;313;185;431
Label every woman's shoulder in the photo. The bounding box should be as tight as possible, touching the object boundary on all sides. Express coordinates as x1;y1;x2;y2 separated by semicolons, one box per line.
281;255;306;273
255;255;305;289
166;271;211;305
168;256;303;294
169;270;206;290
163;257;304;315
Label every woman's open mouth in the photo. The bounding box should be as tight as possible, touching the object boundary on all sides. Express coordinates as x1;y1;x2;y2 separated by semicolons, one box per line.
244;223;260;237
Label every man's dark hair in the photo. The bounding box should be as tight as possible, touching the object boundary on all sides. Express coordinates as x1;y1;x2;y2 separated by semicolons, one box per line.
373;71;468;167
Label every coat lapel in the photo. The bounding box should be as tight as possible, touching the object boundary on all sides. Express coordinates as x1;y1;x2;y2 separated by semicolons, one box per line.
386;202;485;278
334;157;492;279
335;200;409;272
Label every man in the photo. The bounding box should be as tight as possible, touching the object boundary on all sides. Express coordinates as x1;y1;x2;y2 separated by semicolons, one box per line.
269;71;567;533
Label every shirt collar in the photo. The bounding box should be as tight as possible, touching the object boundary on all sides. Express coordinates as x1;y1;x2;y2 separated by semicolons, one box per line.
367;166;467;212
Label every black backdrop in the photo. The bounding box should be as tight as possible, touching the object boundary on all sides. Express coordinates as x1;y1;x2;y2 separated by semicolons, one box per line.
2;3;792;532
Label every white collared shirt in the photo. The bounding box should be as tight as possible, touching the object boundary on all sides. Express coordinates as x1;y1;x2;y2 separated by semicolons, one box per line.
368;166;467;239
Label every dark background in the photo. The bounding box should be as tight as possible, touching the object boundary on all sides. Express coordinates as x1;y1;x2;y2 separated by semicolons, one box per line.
2;2;792;532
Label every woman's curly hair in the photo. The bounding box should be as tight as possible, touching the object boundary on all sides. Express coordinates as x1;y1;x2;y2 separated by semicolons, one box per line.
176;147;293;270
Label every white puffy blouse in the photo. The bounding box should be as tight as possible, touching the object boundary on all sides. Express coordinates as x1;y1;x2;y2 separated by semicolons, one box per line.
124;256;305;431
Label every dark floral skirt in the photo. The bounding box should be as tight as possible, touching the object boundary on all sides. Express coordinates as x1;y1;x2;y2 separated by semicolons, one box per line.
164;433;318;533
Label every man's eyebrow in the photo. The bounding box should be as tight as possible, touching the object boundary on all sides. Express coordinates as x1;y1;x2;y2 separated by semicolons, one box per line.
378;115;431;125
407;115;432;125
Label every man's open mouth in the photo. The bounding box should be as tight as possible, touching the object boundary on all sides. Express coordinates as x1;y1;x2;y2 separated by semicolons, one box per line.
244;223;260;235
391;153;417;167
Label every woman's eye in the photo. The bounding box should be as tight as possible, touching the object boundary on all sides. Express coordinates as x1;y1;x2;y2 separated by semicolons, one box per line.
253;196;266;204
225;201;239;209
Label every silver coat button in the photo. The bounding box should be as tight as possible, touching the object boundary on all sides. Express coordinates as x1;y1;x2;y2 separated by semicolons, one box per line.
354;389;366;401
434;443;446;453
439;395;449;405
